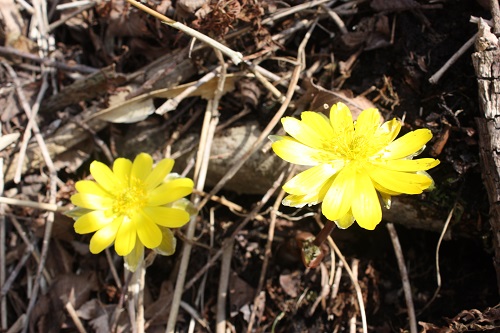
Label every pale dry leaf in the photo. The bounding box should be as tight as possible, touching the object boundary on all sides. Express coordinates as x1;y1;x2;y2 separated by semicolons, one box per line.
91;73;242;123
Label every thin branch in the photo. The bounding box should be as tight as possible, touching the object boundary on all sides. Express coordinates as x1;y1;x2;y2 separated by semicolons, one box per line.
386;223;417;333
165;51;226;333
125;0;243;65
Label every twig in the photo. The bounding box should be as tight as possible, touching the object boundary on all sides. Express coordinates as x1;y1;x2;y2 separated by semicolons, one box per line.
216;238;234;333
165;51;226;333
155;67;219;115
246;166;295;333
137;263;146;333
0;196;61;212
0;157;6;330
48;3;95;32
490;0;500;34
348;259;359;333
428;33;476;84
183;171;285;293
315;218;368;333
6;59;58;332
195;18;313;213
419;203;458;314
105;249;123;289
64;301;87;333
386;223;417;333
125;0;243;65
0;46;97;74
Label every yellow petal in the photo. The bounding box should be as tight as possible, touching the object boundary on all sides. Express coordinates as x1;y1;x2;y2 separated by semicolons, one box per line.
71;193;113;210
300;111;334;140
113;158;132;183
131;153;153;182
124;241;144;272
154;227;176;256
90;161;123;192
114;218;136;256
382;129;432;160
373;118;401;146
75;180;112;197
135;211;162;249
89;215;123;254
352;171;381;230
74;210;114;234
329;102;354;138
147;178;194;206
372;158;440;172
282;176;335;207
283;163;340;195
335;210;355;229
281;117;325;149
368;166;432;194
322;166;356;221
142;207;190;228
271;136;321;166
354;108;381;138
144;158;175;190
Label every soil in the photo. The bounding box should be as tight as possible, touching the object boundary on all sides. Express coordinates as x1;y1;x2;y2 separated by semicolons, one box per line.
1;0;499;332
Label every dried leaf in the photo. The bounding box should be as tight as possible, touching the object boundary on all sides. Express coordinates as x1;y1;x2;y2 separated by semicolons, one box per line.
91;73;242;123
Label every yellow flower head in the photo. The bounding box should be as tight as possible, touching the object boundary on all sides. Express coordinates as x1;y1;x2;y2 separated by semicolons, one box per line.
270;102;439;230
68;153;194;270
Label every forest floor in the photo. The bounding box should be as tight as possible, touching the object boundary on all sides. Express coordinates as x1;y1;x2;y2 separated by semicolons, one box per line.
1;0;500;332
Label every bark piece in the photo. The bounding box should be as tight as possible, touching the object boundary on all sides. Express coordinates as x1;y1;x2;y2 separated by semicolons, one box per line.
471;18;500;293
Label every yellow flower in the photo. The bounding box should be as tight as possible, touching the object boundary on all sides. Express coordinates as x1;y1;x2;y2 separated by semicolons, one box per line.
68;153;194;270
270;102;439;230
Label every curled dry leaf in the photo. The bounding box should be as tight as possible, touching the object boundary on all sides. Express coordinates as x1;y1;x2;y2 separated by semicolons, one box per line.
90;73;244;123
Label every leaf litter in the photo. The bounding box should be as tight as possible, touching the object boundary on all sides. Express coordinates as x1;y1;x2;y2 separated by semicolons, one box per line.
0;0;498;332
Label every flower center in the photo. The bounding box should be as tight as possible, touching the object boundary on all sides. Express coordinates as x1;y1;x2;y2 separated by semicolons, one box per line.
112;178;147;218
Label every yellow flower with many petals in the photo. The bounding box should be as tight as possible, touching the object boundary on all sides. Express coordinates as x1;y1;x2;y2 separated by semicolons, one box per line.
68;153;194;271
270;102;439;230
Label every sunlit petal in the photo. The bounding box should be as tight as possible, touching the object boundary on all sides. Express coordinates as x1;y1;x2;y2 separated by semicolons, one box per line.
74;210;114;234
281;117;326;149
373;118;401;146
135;211;162;249
71;193;113;210
368;166;432;194
372;158;440;172
147;178;194;206
131;153;153;182
89;216;123;254
381;129;433;160
352;171;381;230
75;180;112;197
142;207;190;228
354;108;381;139
283;163;341;195
329;102;354;138
144;158;175;190
90;161;123;191
114;218;136;256
322;166;355;221
113;158;132;184
300;111;334;140
335;210;355;229
271;136;322;166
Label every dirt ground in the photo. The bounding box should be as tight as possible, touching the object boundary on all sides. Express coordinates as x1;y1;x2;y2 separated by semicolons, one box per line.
1;0;500;332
